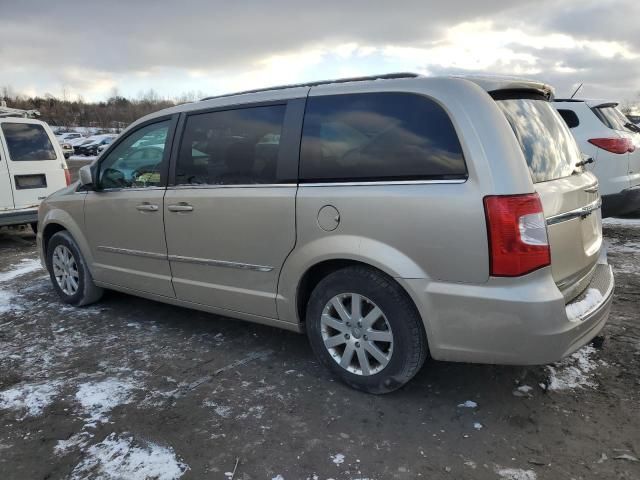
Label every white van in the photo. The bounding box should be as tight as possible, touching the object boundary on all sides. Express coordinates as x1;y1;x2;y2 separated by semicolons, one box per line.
0;118;71;231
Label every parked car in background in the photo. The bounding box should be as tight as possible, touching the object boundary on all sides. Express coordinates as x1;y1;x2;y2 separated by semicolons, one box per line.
55;132;84;143
60;142;74;159
38;74;613;393
96;136;118;155
74;135;117;156
555;99;640;217
627;114;640;126
1;117;71;231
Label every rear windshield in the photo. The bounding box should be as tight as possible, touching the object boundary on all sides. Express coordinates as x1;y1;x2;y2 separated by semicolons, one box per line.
592;106;637;133
2;123;57;161
496;98;581;183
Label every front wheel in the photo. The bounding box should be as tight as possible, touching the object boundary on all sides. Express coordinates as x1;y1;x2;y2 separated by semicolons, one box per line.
306;266;428;394
47;231;103;306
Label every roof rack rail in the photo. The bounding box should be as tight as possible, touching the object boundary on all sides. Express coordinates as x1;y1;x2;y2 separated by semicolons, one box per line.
200;72;419;101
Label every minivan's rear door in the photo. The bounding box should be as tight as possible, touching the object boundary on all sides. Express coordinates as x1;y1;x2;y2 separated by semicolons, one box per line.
0;139;15;211
0;121;68;209
496;95;602;301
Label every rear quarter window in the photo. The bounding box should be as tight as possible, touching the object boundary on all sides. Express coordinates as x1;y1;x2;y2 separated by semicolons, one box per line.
300;92;467;182
557;109;580;129
1;123;57;161
496;98;581;183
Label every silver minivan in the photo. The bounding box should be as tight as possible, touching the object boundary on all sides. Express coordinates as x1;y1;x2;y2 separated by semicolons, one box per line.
38;74;614;393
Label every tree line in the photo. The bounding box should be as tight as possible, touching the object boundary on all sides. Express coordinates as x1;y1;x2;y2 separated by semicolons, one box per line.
0;87;206;131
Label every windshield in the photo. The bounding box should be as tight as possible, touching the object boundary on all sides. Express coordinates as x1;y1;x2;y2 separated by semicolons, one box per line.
497;98;581;183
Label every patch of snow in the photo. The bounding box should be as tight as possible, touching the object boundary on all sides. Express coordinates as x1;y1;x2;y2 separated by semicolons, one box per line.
513;385;534;397
69;432;188;480
473;422;483;430
608;241;640;255
55;431;94;455
0;258;42;283
566;289;604;322
496;467;537;480
602;217;640;227
272;476;285;480
0;289;19;314
547;345;599;391
457;400;477;408
331;453;345;465
75;378;137;424
0;381;61;419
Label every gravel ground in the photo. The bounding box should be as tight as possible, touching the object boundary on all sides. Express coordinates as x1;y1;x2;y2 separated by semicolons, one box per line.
0;219;638;480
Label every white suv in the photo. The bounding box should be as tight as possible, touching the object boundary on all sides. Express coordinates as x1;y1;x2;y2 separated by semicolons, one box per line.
0;118;71;231
555;99;640;217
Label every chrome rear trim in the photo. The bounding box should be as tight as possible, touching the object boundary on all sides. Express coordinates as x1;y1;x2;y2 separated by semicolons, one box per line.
546;198;602;226
97;246;167;260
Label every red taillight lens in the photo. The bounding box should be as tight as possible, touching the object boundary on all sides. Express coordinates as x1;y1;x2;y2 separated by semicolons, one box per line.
64;168;71;186
484;193;551;277
588;137;634;154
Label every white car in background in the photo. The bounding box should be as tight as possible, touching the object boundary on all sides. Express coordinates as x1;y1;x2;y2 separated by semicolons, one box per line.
555;99;640;217
55;132;84;143
0;118;71;231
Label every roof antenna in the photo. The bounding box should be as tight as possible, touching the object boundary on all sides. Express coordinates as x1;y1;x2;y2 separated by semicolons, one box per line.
570;83;583;99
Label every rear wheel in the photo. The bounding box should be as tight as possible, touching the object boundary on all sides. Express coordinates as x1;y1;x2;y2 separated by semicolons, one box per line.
306;266;427;394
47;231;103;306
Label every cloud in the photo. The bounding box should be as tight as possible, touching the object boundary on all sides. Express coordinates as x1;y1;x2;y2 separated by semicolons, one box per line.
0;0;638;102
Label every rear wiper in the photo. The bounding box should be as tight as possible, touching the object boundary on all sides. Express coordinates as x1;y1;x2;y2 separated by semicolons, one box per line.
574;156;594;171
624;122;640;133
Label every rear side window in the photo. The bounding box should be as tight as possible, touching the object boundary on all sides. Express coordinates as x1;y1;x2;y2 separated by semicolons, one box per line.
176;105;286;185
1;123;57;161
300;92;466;182
497;98;581;183
557;109;580;129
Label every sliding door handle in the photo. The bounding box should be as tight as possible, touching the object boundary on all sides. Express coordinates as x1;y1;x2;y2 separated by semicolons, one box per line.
136;203;159;212
167;203;194;212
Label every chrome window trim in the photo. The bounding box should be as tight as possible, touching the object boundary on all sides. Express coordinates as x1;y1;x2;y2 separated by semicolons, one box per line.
168;255;273;272
98;186;167;193
97;246;167;260
301;179;467;187
546;198;602;225
168;183;296;190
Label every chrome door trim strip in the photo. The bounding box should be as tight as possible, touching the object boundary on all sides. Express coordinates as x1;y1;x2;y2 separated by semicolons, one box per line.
168;255;274;272
97;246;167;260
168;183;296;190
300;179;467;187
546;198;602;225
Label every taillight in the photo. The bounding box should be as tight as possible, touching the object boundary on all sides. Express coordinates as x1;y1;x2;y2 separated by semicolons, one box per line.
588;137;634;154
484;193;551;277
64;168;71;186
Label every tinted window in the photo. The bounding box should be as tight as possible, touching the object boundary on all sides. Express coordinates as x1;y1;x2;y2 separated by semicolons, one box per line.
98;121;169;189
176;105;286;185
497;99;580;183
300;93;466;182
557;109;580;129
2;123;57;161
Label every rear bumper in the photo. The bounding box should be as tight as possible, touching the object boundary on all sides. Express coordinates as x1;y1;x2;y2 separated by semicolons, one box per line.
602;186;640;217
0;208;38;227
401;263;614;365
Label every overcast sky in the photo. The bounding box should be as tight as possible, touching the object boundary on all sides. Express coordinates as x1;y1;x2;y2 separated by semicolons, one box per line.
1;0;639;104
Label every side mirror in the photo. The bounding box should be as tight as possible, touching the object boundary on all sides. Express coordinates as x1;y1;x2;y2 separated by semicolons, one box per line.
79;165;95;188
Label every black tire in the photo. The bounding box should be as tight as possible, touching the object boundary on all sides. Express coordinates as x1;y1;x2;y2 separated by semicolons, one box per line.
306;266;428;394
46;231;103;306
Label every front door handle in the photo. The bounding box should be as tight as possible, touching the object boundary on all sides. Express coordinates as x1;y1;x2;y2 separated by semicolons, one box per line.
136;203;159;212
167;203;194;212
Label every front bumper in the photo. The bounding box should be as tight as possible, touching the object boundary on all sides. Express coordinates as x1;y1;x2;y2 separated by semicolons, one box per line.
602;186;640;217
401;263;614;365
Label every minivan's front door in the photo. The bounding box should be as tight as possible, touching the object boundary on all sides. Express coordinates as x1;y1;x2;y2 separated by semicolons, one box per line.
164;101;303;318
84;117;177;297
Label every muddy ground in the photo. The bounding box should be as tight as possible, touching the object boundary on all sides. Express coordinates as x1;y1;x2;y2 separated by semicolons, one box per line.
0;218;638;480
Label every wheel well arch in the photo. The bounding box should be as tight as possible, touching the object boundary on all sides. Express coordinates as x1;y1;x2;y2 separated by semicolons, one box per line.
295;258;421;330
42;223;67;257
